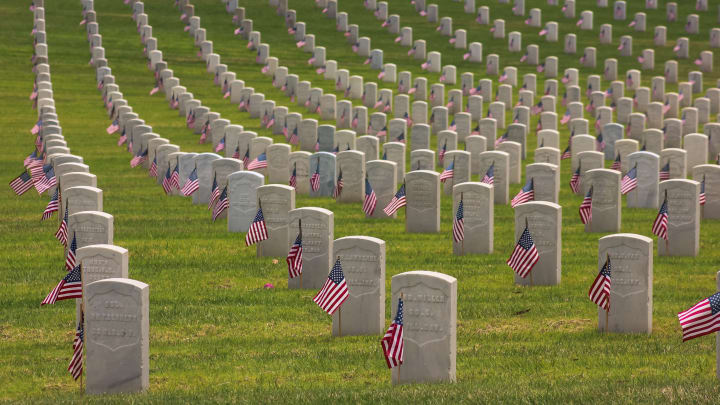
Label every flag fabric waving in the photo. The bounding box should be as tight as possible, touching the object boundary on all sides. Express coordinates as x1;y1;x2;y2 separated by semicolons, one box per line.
245;207;269;246
333;170;343;199
286;232;303;278
678;292;720;342
130;148;148;168
440;160;455;183
42;188;59;220
289;164;297;188
313;258;349;315
10;172;34;195
579;186;593;225
507;225;540;278
659;162;670;181
212;187;229;222
149;156;158;178
208;175;220;209
620;166;638;195
588;256;612;310
511;178;535;208
68;314;84;380
561;145;571;160
162;166;173;195
247;152;268;171
310;164;320;192
41;265;82;305
699;176;706;206
569;166;581;194
170;164;180;190
65;233;77;271
652;196;669;240
452;199;465;243
481;163;494;185
181;168;199;196
55;205;69;246
610;154;621;171
363;177;378;216
383;183;407;216
380;298;404;369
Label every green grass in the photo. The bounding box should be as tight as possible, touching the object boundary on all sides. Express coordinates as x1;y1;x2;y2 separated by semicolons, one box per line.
2;0;720;402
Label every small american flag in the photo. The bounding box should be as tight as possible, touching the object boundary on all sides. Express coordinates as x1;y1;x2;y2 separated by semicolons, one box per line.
130;148;148;168
245;207;269;246
208;175;220;210
162;166;173;195
438;140;447;164
380;298;404;369
170;164;180;190
313;258;349;315
149;156;158;177
511;178;535;208
595;132;605;151
55;205;69;246
310;164;320;192
678;292;720;341
10;172;34;195
440;159;455;183
247;152;268;171
212;187;229;222
588;256;611;310
620;166;638;194
42;188;59;220
232;145;241;159
659;162;670;181
289;126;299;145
363;177;378;216
383;183;407;216
68;313;84;380
181;168;200;196
242;149;250;168
41;265;82;305
65;233;77;271
215;136;225;152
482;163;494;185
35;167;57;194
289;164;297;188
452;198;465;243
569;166;581;194
699;176;706;206
611;154;621;171
561;146;571;160
579;186;593;225
652;196;669;241
507;225;539;278
494;131;509;147
286;232;303;278
333;169;343;199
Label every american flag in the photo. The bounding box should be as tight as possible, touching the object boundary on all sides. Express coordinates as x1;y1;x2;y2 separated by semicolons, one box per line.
289;164;297;188
438;140;447;164
215;136;225;152
55;205;69;246
620;166;638;194
363;177;378;216
212;187;229;222
700;176;706;206
310;164;320;192
24;150;39;167
247;152;268;171
440;159;455;183
507;224;540;278
30;161;46;181
588;256;612;310
611;154;621;171
162;166;173;195
380;297;404;369
333;169;343;199
652;196;669;240
170;164;180;190
35;167;57;194
130;148;148;168
383;183;407;216
494;131;509;147
289;126;299;145
659;162;670;181
482;163;494;185
41;265;83;305
678;292;720;342
42;188;60;220
242;149;250;168
117;130;127;146
65;233;77;271
312;258;349;315
569;166;581;194
452;198;465;243
511;178;535;208
596;133;605;151
232;145;241;159
579;186;593;225
149;156;158;178
68;313;84;380
286;232;303;278
561;146;571;160
208;175;220;209
245;207;269;246
181;168;200;196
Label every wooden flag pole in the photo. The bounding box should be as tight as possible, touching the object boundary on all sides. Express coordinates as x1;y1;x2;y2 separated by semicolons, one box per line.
80;265;85;394
450;157;455;191
664;189;669;252
337;256;342;337
605;253;610;333
299;219;303;290
460;192;464;256
701;175;705;219
526;217;533;287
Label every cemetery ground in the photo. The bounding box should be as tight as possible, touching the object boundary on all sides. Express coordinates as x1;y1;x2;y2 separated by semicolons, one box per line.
3;0;720;402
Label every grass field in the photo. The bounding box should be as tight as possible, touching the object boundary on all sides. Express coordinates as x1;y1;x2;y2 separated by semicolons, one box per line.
3;0;720;402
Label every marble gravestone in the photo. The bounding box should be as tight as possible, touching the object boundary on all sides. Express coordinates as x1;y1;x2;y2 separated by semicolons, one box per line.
62;186;102;218
453;182;493;255
658;180;700;257
693;165;720;219
514;202;561;286
597;234;652;334
309;152;337;198
77;244;128;287
227;171;264;233
583;169;621;233
85;278;149;394
68;211;113;250
288;207;334;289
627;151;659;209
405;170;441;233
331;236;386;336
257;185;295;257
366;160;398;219
336;151;365;203
192;153;222;205
391;271;457;385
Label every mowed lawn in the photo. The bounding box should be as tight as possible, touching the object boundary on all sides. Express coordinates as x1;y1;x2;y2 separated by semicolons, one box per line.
2;0;720;402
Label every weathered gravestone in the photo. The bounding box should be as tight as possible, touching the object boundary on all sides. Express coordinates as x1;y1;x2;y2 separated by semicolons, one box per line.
366;160;397;219
310;152;336;197
63;186;102;217
391;271;457;384
693;165;720;219
405;170;440;233
69;211;113;250
627;151;659;208
331;236;386;336
583;169;621;233
85;278;149;394
597;234;652;334
336;151;365;203
257;185;295;257
227;171;264;233
192;153;221;205
525;163;559;203
288;207;334;289
514;202;561;286
453;182;493;255
658;180;700;257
